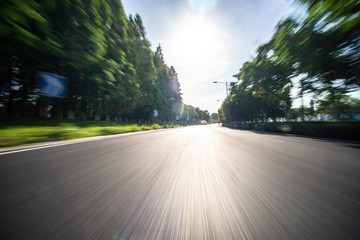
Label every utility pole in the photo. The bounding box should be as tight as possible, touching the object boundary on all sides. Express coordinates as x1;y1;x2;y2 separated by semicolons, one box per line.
226;82;228;97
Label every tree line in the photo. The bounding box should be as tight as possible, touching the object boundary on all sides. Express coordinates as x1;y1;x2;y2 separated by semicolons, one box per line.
0;0;209;123
219;0;360;123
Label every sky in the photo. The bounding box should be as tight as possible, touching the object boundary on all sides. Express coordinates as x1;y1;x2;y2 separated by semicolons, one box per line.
121;0;299;114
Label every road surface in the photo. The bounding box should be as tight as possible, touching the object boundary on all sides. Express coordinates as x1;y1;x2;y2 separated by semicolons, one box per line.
1;125;359;239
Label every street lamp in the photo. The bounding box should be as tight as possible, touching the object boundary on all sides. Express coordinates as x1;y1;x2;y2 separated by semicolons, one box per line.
213;81;229;97
213;81;238;97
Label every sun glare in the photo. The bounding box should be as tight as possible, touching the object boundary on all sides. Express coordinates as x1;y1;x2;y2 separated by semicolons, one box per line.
166;15;226;67
162;9;231;110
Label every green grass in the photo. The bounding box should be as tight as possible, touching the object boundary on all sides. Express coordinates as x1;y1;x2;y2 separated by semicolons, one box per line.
0;118;180;148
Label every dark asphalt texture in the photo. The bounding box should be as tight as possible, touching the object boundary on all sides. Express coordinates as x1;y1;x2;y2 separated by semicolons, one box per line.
0;125;359;239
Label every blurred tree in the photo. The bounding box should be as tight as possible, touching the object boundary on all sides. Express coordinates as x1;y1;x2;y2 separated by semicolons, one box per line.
0;0;51;116
210;113;219;122
0;0;204;122
224;42;292;123
271;0;360;94
125;14;156;121
317;91;359;119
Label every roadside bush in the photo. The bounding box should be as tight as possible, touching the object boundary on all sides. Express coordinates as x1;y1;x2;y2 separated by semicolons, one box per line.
224;121;360;141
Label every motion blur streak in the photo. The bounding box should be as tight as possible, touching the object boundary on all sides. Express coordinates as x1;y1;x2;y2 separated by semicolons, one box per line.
0;125;360;239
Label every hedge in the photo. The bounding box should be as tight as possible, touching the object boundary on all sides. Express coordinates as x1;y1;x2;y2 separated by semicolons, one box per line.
223;121;360;141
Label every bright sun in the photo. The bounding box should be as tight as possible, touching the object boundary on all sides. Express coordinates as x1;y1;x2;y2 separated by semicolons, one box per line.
162;3;231;109
166;14;225;67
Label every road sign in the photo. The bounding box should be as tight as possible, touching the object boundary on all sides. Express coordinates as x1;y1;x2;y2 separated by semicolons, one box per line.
176;116;179;121
37;72;68;98
257;86;266;95
154;110;158;117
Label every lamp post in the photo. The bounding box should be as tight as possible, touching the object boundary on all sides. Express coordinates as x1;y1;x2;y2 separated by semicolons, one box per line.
213;81;228;97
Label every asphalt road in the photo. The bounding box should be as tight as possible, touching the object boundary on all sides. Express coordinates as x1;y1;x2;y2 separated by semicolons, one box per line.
1;125;359;239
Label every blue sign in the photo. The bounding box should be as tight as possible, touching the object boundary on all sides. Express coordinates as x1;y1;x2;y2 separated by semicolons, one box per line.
37;72;68;98
154;110;158;117
176;116;179;121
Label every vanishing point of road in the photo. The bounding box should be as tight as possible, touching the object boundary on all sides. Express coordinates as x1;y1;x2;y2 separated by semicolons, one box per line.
1;125;359;239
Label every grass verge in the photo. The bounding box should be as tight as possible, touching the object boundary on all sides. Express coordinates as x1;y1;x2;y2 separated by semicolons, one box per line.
0;118;180;148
